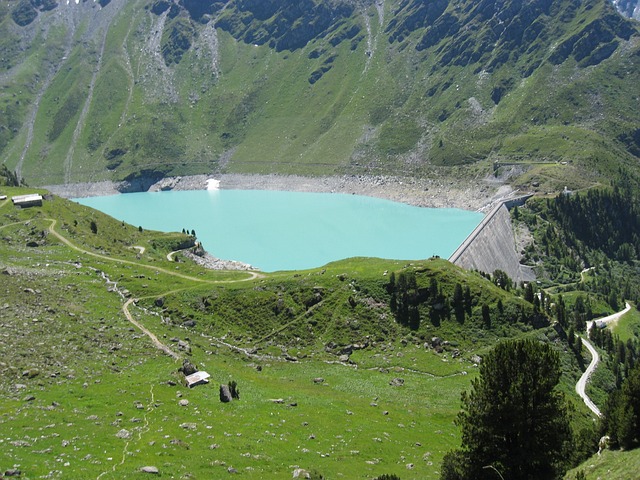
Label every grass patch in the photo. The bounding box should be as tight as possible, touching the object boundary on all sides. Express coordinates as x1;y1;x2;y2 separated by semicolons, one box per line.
565;448;640;480
611;305;640;343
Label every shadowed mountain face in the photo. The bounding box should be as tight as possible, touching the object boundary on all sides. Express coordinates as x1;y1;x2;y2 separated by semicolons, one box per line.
0;0;638;189
613;0;640;19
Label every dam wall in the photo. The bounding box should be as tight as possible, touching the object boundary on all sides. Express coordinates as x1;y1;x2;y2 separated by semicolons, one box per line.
449;197;534;284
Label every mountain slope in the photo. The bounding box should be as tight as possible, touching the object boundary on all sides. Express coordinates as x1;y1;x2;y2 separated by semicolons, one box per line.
2;183;584;479
0;0;638;191
613;0;640;19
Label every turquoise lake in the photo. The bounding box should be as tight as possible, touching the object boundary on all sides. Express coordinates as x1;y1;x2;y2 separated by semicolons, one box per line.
75;190;483;272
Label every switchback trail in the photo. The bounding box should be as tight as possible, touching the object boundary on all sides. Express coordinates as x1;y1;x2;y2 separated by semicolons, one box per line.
576;302;632;417
46;218;262;359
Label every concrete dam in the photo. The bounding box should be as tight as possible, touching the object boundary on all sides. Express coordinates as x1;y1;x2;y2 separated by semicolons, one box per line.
449;198;535;284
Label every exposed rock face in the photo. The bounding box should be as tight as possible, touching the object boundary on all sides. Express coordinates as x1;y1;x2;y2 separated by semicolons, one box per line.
613;0;640;19
214;0;357;52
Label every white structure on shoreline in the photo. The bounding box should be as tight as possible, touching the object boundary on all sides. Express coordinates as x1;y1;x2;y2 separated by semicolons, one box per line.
206;178;220;190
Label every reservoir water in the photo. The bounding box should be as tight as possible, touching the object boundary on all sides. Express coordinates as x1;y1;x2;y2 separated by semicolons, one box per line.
75;190;483;272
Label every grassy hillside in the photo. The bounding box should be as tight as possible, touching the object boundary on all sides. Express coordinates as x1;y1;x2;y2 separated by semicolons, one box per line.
0;186;600;478
565;448;640;479
0;0;638;192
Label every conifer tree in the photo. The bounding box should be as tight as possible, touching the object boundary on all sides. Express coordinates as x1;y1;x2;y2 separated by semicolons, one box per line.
441;339;571;480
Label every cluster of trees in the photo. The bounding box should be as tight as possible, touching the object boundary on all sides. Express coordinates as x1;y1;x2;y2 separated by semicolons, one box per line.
386;269;538;329
0;165;23;187
519;187;640;308
548;188;640;262
387;270;446;328
601;363;640;450
590;327;640;390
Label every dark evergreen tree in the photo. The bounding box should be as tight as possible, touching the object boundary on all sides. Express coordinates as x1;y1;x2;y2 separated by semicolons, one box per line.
481;304;491;329
603;363;640;449
453;283;464;323
441;339;571;480
463;285;472;315
556;295;566;327
524;282;534;303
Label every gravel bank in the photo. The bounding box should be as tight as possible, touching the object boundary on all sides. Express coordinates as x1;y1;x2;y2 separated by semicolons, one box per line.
45;173;515;212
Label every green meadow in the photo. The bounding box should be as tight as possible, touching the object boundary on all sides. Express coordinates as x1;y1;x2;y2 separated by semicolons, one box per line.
0;187;596;478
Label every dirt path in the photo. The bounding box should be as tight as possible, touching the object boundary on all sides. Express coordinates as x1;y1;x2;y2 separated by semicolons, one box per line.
576;302;632;417
45;218;262;359
122;298;180;360
166;249;180;261
46;218;260;282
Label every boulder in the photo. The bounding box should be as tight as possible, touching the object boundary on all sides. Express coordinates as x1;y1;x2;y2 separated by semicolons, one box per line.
220;384;233;403
140;466;159;474
180;359;197;376
389;378;404;387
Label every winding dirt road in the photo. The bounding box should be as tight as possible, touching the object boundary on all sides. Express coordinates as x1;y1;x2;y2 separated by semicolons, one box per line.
576;302;632;417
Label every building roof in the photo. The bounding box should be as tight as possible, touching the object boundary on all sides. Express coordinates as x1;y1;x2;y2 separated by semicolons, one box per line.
185;371;210;388
12;194;43;206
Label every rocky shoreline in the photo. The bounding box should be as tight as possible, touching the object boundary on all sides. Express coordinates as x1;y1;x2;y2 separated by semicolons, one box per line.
44;172;516;212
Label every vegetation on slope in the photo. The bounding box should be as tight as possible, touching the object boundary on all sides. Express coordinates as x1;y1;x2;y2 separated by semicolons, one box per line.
0;181;606;478
442;339;572;480
0;0;637;190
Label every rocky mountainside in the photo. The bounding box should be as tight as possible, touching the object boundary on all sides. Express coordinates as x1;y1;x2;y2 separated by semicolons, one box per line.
0;0;638;191
613;0;640;19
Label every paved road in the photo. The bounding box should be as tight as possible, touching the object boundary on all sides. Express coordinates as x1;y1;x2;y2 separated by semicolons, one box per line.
576;302;632;417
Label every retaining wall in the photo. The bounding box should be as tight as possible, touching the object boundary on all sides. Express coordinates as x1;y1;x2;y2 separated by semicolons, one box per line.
449;197;534;283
